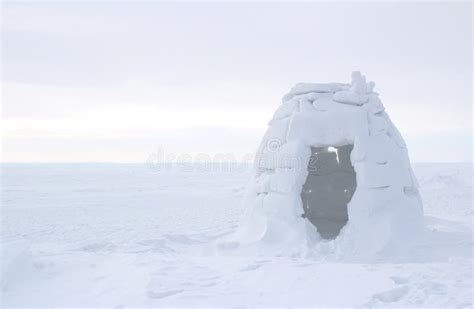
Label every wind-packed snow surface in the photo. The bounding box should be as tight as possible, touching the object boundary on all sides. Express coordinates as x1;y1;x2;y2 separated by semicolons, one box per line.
1;163;472;307
230;72;423;258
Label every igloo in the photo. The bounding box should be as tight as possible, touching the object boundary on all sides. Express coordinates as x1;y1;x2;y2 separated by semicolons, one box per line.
234;72;423;257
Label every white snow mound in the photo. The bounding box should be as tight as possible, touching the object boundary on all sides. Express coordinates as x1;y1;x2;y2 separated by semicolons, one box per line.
230;71;424;258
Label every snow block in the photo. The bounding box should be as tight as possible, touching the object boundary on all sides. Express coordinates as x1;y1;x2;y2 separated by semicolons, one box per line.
282;83;346;102
333;90;369;106
271;100;299;121
256;117;290;162
365;95;385;115
256;167;308;194
256;141;311;170
368;114;388;135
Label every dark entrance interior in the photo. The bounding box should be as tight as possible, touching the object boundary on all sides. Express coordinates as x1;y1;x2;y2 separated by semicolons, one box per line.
301;144;357;239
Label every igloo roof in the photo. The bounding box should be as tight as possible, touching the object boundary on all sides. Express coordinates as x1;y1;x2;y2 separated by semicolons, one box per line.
228;72;424;259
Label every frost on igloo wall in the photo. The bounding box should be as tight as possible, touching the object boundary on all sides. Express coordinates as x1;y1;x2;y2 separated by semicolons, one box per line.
232;72;423;258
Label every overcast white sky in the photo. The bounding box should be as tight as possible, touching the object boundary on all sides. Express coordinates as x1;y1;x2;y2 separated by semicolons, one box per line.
1;2;472;162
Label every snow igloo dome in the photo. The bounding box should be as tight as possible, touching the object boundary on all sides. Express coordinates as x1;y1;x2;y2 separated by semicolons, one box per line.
233;72;423;257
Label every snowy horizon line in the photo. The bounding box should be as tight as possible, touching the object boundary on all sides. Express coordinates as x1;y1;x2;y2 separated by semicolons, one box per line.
1;161;472;164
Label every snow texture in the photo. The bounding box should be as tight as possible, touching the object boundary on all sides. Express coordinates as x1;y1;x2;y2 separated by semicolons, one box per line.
0;73;469;308
1;163;472;307
231;72;424;258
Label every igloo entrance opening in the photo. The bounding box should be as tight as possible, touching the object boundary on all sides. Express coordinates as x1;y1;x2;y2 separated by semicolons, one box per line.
301;144;356;239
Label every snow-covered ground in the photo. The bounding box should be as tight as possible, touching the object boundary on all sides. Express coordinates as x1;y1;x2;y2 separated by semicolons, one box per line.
1;163;472;307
